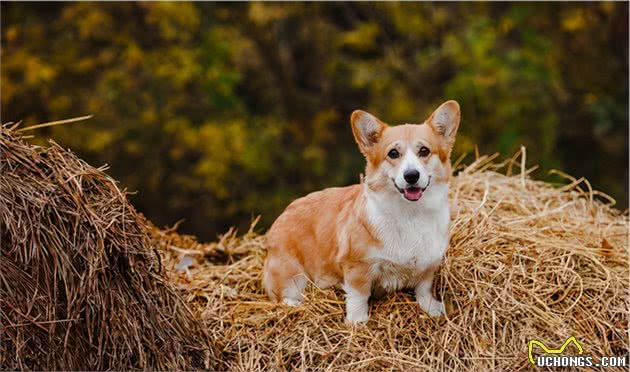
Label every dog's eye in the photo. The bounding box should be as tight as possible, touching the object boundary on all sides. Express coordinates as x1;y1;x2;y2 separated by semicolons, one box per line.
418;146;430;157
387;149;400;159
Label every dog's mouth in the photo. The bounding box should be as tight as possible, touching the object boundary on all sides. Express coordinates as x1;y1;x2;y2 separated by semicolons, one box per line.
402;186;423;201
393;177;430;202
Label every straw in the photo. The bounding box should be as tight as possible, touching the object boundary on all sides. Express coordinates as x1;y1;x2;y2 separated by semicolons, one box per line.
159;151;628;371
0;124;216;370
2;122;627;370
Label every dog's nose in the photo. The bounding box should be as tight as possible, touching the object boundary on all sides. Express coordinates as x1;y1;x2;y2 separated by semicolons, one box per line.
403;169;420;184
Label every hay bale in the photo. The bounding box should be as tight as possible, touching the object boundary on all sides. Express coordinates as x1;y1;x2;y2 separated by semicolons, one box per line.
0;125;215;370
161;152;628;370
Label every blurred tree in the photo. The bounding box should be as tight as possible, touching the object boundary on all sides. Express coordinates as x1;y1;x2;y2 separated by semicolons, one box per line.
2;2;627;239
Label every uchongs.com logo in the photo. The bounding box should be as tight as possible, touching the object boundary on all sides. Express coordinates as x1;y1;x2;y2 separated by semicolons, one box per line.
528;336;628;368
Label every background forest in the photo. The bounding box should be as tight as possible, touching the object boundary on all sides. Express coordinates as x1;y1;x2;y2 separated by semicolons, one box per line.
2;2;628;239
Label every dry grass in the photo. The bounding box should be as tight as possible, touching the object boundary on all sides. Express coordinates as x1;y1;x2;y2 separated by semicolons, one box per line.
0;124;216;370
159;151;629;371
1;122;628;371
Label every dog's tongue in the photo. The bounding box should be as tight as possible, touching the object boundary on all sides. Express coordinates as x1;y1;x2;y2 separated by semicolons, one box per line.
403;187;422;201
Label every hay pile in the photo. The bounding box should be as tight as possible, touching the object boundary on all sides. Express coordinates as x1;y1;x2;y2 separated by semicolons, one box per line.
0;125;215;370
160;152;629;370
1;121;627;371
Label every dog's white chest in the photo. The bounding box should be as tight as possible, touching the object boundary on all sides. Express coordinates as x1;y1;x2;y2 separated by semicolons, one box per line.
365;186;450;292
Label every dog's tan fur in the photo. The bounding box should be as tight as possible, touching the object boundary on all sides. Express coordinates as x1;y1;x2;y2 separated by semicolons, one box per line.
264;101;460;322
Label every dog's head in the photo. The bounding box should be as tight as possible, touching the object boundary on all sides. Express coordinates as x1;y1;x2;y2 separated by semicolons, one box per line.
351;100;460;202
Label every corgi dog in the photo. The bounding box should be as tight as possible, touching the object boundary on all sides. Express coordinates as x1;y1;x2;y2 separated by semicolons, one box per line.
263;100;460;323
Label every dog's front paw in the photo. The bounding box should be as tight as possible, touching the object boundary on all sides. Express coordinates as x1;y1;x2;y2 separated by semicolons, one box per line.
282;297;302;307
344;284;370;324
345;310;369;325
418;298;446;317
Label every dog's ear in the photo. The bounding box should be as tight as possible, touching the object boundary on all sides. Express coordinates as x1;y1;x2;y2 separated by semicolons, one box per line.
351;110;387;155
426;100;460;147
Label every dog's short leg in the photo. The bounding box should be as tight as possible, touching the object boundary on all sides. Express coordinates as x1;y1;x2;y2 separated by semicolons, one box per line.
282;274;307;306
263;253;307;306
344;284;369;323
343;263;371;324
415;271;445;317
